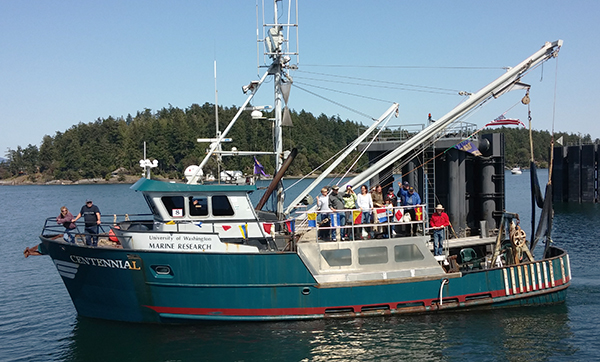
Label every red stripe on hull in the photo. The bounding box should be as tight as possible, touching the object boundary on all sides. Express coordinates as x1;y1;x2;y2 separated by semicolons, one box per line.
143;288;514;317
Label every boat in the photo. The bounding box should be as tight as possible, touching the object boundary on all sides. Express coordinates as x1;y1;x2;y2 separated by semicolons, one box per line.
26;1;569;323
511;167;523;175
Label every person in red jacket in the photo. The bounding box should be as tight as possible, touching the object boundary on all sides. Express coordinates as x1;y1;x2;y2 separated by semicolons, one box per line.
430;204;450;256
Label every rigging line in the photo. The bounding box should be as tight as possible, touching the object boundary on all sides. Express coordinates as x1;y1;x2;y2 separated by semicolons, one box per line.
292;83;376;121
284;138;357;192
392;140;447;189
336;123;390;184
295;77;457;96
324;121;398;187
388;123;462;183
294;80;394;103
301;64;507;70
297;70;463;93
552;58;559;136
326;123;405;187
501;100;525;117
549;57;560;184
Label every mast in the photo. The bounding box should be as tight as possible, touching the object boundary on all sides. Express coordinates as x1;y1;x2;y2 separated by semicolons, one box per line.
214;60;222;181
188;0;299;218
263;0;298;217
272;1;285;215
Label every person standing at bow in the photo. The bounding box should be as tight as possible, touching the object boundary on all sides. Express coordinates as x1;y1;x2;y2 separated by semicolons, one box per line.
73;199;101;246
57;206;76;243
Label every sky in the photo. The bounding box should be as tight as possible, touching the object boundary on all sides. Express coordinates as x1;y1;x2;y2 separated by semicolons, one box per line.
1;0;598;155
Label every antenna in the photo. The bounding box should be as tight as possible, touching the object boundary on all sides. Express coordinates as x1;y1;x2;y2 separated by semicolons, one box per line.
214;60;222;182
214;60;219;136
258;0;299;67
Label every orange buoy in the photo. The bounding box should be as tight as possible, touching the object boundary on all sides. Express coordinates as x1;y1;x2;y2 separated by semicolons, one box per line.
109;227;120;243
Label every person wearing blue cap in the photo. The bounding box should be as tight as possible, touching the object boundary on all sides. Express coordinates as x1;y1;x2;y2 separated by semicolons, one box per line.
398;180;410;206
403;186;422;235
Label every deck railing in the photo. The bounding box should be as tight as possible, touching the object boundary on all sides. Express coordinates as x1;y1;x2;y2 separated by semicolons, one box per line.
294;205;429;242
41;213;154;245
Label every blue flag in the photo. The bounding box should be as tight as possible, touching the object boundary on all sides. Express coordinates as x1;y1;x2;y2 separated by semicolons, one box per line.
454;140;482;156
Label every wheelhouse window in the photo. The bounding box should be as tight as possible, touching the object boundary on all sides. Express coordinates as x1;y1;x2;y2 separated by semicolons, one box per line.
161;196;185;218
394;244;425;262
321;249;352;267
212;195;235;216
358;246;388;265
144;194;157;215
189;196;208;217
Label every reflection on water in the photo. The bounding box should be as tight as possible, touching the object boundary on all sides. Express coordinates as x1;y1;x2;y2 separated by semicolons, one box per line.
61;305;574;362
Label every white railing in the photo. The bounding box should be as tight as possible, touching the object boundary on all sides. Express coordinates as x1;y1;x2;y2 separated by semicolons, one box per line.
294;205;428;242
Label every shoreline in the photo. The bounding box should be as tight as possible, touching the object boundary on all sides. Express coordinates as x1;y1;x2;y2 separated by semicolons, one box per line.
0;173;335;186
0;175;147;186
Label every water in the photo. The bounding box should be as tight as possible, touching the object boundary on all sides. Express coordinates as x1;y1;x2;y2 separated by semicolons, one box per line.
1;172;599;361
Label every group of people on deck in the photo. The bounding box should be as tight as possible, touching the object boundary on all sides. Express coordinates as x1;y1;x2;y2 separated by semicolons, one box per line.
315;181;450;255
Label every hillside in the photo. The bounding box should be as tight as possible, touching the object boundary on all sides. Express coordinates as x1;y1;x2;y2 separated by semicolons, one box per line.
1;103;596;182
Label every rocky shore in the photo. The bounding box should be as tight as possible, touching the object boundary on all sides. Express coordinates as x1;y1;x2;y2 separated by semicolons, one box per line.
0;174;149;186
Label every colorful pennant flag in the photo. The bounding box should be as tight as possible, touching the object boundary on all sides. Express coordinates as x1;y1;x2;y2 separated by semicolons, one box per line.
376;208;388;223
307;212;317;227
195;222;202;228
331;213;340;228
166;220;176;225
395;209;403;222
262;223;273;234
353;210;362;225
285;219;296;233
222;225;231;231
239;224;248;239
415;206;424;221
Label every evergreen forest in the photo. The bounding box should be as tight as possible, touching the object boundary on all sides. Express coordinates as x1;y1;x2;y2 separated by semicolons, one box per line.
1;102;596;182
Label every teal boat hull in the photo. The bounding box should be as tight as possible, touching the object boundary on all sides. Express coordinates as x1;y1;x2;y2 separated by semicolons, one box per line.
40;238;571;323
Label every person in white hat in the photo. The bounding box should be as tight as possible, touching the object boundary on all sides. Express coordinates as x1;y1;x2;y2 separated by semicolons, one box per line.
430;204;450;256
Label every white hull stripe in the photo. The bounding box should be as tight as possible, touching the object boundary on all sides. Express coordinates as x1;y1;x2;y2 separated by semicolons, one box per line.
510;267;517;295
54;260;79;280
549;260;555;287
530;264;537;291
537;263;543;290
517;265;524;294
524;264;530;292
503;268;510;296
543;262;549;289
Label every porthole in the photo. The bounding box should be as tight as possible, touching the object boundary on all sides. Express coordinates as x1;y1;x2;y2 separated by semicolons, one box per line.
154;265;172;275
